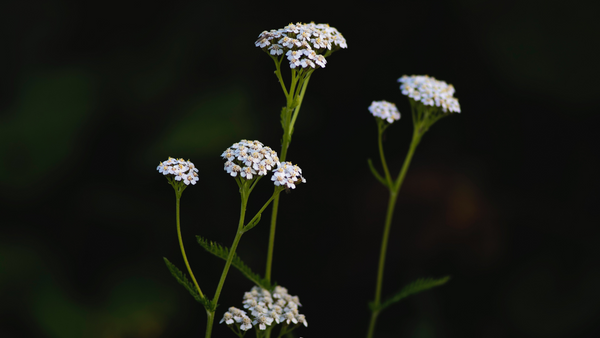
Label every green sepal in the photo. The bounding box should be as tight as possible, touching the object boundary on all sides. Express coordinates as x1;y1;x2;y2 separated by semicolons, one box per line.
243;213;261;233
367;158;389;188
196;236;272;290
370;276;450;312
163;257;214;311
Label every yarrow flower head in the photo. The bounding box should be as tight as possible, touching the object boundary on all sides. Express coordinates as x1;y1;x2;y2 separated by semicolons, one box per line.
369;100;401;123
271;161;306;190
222;140;306;189
222;139;280;180
220;286;308;333
256;22;347;70
398;75;461;113
156;157;199;186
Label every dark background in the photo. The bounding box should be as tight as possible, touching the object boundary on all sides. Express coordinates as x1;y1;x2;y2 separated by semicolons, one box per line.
1;1;599;337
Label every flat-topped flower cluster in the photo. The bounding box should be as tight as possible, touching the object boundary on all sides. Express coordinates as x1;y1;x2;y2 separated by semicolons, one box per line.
156;157;199;185
272;161;306;189
222;140;279;180
220;286;308;332
369;100;401;123
256;22;347;69
222;140;305;189
398;75;461;113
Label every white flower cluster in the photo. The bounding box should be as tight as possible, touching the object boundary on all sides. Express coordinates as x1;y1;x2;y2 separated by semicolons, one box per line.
256;22;347;69
272;161;306;189
156;157;199;185
368;100;401;123
398;75;461;113
220;286;308;332
222;140;306;189
222;140;280;180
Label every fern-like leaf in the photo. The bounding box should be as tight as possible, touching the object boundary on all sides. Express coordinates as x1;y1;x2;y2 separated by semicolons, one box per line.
196;236;271;289
163;257;214;310
373;276;450;312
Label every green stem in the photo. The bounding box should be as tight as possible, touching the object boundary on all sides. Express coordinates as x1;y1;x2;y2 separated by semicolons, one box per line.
266;134;289;282
288;69;299;103
244;189;282;232
266;76;290;284
272;56;288;97
265;68;312;284
289;72;312;134
280;124;291;162
213;188;248;305
207;183;250;338
265;193;279;283
366;130;422;338
248;176;262;195
377;122;393;187
205;310;214;338
393;131;422;192
175;194;204;299
366;191;398;338
264;324;274;338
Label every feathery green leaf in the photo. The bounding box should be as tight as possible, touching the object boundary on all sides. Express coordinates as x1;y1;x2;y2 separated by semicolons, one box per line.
373;276;450;312
163;257;214;310
196;236;271;289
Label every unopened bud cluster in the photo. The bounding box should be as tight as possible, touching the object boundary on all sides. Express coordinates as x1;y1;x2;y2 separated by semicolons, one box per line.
256;22;347;69
398;75;461;113
369;100;401;123
156;157;199;185
220;286;308;332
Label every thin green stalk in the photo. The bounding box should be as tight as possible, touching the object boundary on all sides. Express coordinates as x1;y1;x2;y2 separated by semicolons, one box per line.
265;71;291;283
265;130;289;282
377;123;393;186
248;176;263;195
289;72;312;132
205;310;214;338
265;68;312;284
272;56;288;97
265;194;279;283
175;194;204;299
366;129;422;338
393;131;421;192
280;114;292;161
213;188;248;306
206;184;250;338
264;323;274;338
366;191;397;338
289;70;299;102
244;189;281;232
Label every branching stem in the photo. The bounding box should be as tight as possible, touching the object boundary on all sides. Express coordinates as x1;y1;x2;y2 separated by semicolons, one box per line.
366;121;423;338
265;64;313;284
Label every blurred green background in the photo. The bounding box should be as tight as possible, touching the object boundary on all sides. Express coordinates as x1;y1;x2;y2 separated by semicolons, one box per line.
1;1;599;337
